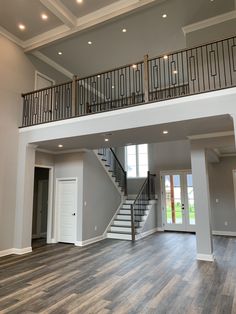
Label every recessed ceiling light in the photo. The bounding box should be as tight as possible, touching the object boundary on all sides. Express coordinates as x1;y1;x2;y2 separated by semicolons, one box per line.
41;14;48;20
112;85;115;89
122;28;127;33
76;0;83;3
132;64;137;69
97;75;100;78
58;144;63;148
105;138;109;142
173;70;178;74
163;130;169;134
162;14;167;18
18;24;26;31
163;55;168;60
88;41;92;45
58;51;62;55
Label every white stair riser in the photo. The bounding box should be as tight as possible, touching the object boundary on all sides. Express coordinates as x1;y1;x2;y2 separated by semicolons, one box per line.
124;200;134;205
110;226;131;233
117;215;131;220
107;233;132;240
113;220;132;226
119;209;131;215
122;204;132;209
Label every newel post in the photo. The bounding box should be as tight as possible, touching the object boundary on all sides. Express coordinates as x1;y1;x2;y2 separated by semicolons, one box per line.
144;54;149;103
72;75;78;117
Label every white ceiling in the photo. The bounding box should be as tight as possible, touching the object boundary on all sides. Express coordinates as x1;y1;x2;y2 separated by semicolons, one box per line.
34;115;234;152
0;0;235;79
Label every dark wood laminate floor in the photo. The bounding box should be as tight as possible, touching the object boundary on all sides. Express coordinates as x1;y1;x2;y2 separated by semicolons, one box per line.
0;232;236;314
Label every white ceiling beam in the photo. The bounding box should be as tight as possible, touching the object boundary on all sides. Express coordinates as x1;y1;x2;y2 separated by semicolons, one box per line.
40;0;77;28
182;10;236;35
24;0;166;52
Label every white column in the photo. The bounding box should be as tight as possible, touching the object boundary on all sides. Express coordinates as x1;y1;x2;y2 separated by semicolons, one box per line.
191;145;214;261
14;138;36;251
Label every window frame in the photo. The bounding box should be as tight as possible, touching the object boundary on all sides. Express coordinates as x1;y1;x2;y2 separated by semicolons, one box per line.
125;144;149;178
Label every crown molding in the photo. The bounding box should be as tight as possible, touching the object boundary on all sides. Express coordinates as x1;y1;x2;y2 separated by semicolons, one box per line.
188;131;234;140
182;10;236;35
40;0;77;28
0;25;24;48
32;51;74;79
36;147;89;155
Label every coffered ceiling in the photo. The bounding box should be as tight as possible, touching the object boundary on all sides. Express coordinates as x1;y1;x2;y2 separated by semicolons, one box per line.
0;0;235;80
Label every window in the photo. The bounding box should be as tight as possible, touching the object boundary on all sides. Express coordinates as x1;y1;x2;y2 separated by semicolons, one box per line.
125;144;148;178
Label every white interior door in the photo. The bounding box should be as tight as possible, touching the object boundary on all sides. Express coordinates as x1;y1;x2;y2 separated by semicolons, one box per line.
57;179;77;243
161;171;196;232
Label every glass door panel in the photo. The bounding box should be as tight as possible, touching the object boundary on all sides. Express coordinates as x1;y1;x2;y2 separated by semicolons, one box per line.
164;174;183;229
187;174;195;226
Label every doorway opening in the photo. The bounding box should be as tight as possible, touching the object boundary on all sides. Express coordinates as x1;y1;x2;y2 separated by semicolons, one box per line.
32;167;50;248
161;170;196;232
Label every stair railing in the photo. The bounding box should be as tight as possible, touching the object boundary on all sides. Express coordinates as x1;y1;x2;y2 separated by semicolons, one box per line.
131;171;156;241
97;148;127;195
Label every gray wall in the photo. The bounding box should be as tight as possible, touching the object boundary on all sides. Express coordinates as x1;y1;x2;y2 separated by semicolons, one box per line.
209;157;236;233
82;151;121;241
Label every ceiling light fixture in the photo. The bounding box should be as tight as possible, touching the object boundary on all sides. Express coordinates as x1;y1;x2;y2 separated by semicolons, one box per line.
18;24;26;30
105;138;109;142
122;28;127;33
76;0;83;3
58;51;62;55
173;70;178;74
132;64;137;69
88;41;92;45
41;14;48;20
163;130;169;134
162;14;167;18
97;75;101;78
112;85;115;89
163;55;168;60
58;144;63;148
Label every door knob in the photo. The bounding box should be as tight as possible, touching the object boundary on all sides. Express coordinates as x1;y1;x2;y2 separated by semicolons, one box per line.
72;213;76;216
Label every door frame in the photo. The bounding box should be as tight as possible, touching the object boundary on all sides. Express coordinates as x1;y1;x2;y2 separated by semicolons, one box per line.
55;178;78;244
34;71;55;90
160;169;195;232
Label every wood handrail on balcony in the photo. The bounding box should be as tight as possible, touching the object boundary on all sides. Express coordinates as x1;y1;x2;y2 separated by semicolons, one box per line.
21;35;236;127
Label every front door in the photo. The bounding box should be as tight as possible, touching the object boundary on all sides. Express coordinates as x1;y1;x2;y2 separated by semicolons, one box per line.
57;179;77;243
161;171;196;232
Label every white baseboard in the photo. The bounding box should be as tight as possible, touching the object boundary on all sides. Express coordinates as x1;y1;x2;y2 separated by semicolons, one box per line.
75;235;105;247
157;227;164;232
136;227;158;240
197;253;215;262
0;247;32;257
212;230;236;237
47;238;57;244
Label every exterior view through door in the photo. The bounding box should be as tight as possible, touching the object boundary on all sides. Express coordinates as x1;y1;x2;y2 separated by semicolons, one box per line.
161;171;196;232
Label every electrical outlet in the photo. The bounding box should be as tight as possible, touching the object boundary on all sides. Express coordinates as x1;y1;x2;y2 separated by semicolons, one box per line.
94;225;97;231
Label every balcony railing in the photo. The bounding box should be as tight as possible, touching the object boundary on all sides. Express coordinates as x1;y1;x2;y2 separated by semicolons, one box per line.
21;36;236;127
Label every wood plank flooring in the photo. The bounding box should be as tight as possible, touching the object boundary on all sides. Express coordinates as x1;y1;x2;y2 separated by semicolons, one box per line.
0;232;236;313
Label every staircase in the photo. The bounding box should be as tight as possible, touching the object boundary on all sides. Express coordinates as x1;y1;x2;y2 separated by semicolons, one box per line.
95;148;156;241
107;198;150;240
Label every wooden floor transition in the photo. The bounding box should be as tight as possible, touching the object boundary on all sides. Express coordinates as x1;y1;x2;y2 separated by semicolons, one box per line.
0;232;236;314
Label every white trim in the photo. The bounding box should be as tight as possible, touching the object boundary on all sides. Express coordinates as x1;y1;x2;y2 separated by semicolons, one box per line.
212;230;236;236
182;10;236;35
75;235;105;247
40;0;77;28
0;247;33;257
55;177;78;244
157;227;164;231
197;253;215;262
34;165;54;245
188;131;234;140
103;199;125;236
19;86;236;133
36;148;89;155
32;51;74;79
34;70;55;90
136;227;158;240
